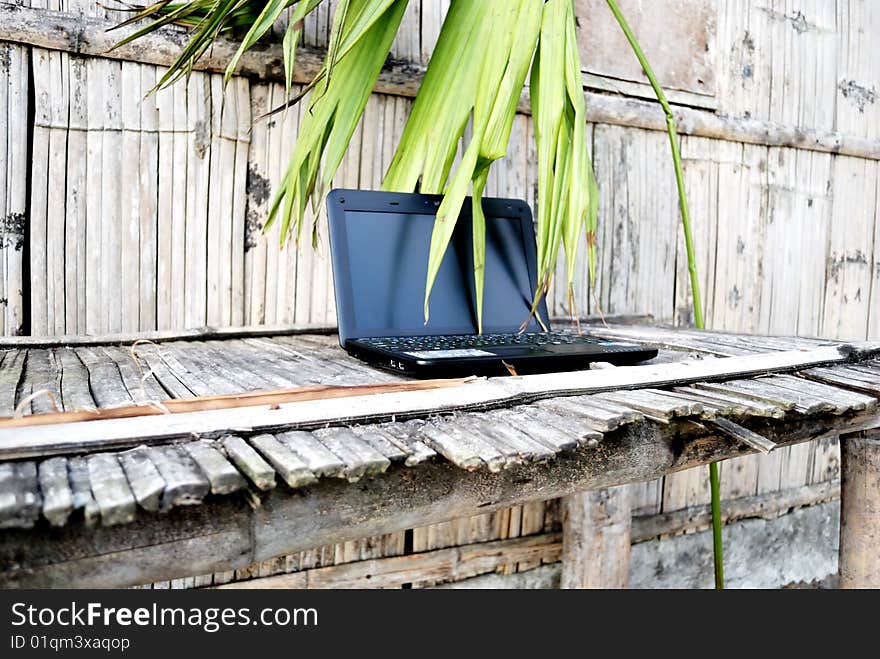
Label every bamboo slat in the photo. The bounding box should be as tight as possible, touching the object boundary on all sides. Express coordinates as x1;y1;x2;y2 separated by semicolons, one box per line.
0;40;26;336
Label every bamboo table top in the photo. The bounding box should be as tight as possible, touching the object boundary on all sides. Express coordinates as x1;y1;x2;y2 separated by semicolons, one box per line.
1;321;879;587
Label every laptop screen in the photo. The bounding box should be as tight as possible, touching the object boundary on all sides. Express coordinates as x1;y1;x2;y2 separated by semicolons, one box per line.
328;191;545;343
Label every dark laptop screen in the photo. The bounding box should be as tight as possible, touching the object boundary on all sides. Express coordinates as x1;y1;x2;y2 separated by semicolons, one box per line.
338;208;541;338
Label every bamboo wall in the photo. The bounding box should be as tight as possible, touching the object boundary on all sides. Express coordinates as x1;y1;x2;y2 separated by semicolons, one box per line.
2;0;879;588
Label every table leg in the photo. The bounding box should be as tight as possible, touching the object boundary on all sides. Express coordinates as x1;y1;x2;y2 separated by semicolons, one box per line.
839;429;880;588
561;485;631;588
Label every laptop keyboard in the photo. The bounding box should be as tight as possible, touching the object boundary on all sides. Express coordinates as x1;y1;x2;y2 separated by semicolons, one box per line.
360;331;608;352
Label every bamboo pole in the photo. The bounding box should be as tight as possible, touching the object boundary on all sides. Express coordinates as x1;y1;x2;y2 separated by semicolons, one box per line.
839;430;880;588
561;485;631;588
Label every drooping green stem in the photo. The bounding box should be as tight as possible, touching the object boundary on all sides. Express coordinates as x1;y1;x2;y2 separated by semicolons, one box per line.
709;461;724;588
605;0;721;587
663;116;704;329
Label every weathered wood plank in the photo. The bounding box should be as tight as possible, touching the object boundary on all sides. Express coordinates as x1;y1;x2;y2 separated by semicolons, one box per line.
803;367;880;397
37;456;72;527
74;347;132;408
451;415;528;468
469;412;558;461
155;75;177;331
844;363;880;379
671;386;785;418
695;381;794;412
87;453;137;526
536;395;641;431
0;350;26;415
653;388;721;418
147;446;210;509
134;347;196;400
594;389;704;420
496;407;589;453
150;347;216;398
191;341;278;391
364;420;437;466
710;418;776;455
186;342;263;392
765;374;877;413
20;349;62;414
0;461;40;528
311;427;392;480
561;485;631;589
417;418;493;472
101;346;168;403
221;435;276;491
184;440;247;495
54;348;97;411
249;434;317;489
117;446;166;512
160;343;245;396
700;379;835;415
214;340;303;389
67;456;99;527
274;431;346;479
349;425;409;463
253;337;384;386
533;404;617;450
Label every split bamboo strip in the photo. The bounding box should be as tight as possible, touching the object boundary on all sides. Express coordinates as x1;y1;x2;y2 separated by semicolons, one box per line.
0;377;477;429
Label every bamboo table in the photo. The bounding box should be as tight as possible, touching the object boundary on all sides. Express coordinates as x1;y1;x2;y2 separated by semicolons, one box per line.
0;322;878;588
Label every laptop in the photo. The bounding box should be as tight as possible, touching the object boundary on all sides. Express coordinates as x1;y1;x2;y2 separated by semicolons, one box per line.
327;189;657;377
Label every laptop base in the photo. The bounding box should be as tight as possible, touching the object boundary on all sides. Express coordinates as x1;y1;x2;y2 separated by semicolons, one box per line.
346;337;658;379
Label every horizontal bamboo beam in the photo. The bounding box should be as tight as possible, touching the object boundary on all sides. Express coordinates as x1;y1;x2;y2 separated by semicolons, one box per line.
2;4;878;160
216;533;563;589
213;479;842;589
632;479;840;541
0;412;872;587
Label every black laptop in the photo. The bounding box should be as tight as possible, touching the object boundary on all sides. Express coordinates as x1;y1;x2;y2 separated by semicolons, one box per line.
327;189;657;377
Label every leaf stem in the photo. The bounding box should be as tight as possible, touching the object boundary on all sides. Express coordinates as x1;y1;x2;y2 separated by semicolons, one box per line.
709;461;724;588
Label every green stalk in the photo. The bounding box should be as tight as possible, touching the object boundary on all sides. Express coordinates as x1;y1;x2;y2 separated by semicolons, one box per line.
604;0;723;588
709;462;724;588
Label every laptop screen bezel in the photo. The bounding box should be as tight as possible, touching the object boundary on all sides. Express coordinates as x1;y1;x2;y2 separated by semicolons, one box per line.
326;188;549;346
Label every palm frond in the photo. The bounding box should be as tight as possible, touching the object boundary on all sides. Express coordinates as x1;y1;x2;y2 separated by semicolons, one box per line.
263;0;410;243
383;0;543;331
111;0;310;91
